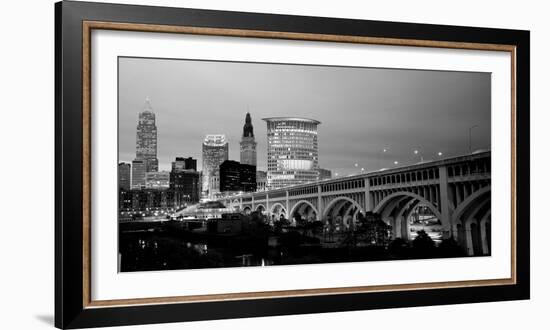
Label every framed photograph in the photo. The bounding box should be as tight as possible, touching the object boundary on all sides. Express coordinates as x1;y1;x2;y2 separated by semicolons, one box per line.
55;1;530;328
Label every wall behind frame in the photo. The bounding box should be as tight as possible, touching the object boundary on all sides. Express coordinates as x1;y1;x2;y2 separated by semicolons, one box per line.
0;0;547;329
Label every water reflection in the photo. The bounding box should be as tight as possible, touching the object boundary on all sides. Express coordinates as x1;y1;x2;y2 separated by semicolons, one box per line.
120;232;272;271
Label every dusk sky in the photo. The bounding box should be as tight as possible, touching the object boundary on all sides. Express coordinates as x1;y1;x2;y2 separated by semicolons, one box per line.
118;57;490;176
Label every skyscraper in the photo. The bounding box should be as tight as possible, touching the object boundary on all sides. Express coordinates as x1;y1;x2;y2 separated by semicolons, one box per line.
118;162;131;190
263;117;321;189
240;113;257;166
131;159;146;189
134;97;158;172
202;134;229;197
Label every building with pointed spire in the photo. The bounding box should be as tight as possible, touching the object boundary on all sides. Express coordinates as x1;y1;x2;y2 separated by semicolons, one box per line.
240;112;257;166
132;97;159;189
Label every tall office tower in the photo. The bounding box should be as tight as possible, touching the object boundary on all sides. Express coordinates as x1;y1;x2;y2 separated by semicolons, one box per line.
118;162;131;190
135;97;159;172
240;113;257;166
202;134;229;197
263;117;321;189
131;159;146;189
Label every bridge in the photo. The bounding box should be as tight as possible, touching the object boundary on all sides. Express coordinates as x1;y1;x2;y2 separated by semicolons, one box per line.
218;152;491;256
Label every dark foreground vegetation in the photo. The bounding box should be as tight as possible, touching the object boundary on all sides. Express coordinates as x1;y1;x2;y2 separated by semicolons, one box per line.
119;211;467;272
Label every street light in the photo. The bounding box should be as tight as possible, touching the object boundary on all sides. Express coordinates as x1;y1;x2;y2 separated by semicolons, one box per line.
437;152;443;157
469;125;479;153
414;149;424;162
378;148;389;169
393;161;399;165
354;163;360;175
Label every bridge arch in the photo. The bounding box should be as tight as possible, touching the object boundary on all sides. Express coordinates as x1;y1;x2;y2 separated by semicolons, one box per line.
242;206;252;214
373;191;443;240
451;186;491;225
255;204;266;213
479;210;491;255
463;198;490;256
322;196;365;230
379;195;410;220
394;199;420;239
373;191;442;220
289;200;319;222
269;202;287;220
452;186;491;256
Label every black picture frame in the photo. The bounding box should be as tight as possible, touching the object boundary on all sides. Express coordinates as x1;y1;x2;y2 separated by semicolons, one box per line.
55;1;530;328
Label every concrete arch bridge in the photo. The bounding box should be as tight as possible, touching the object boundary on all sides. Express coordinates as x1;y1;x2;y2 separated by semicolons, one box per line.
219;152;491;256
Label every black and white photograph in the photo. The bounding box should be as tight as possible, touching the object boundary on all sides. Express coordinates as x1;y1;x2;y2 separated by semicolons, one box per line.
118;57;492;272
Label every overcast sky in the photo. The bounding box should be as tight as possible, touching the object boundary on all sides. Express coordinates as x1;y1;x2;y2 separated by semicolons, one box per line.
118;57;490;176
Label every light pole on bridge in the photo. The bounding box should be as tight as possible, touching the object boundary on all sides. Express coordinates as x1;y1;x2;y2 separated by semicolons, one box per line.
374;147;390;170
414;149;424;163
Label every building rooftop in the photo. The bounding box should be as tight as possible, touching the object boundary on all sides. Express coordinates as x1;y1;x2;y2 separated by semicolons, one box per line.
203;134;227;145
262;117;321;125
142;96;154;113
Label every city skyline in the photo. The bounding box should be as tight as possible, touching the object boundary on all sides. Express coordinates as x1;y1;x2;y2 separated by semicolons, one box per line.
118;57;491;176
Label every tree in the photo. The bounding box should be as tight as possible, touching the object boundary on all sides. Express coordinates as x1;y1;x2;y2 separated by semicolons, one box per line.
294;212;307;226
438;237;465;257
355;212;391;247
412;230;436;257
388;237;409;258
356;211;367;228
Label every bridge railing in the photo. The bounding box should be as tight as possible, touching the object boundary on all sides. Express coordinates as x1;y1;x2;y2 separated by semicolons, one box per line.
218;152;491;202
